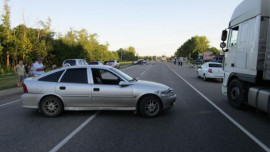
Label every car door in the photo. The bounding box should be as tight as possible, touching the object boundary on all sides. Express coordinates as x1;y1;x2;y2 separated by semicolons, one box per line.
56;68;92;107
90;68;134;107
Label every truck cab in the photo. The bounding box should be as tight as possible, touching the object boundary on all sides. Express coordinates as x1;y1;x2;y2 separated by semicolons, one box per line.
220;0;270;113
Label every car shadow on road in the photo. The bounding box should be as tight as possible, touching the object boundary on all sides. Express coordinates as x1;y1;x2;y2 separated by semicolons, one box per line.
198;78;223;83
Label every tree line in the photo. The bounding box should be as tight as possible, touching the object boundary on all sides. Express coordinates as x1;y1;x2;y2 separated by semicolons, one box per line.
0;0;137;73
174;35;220;59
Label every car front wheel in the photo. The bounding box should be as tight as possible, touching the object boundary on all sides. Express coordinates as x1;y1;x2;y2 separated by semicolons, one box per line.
139;96;162;118
40;96;64;117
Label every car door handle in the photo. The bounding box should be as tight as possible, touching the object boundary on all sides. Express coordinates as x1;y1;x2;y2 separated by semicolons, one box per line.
60;86;66;90
93;88;100;91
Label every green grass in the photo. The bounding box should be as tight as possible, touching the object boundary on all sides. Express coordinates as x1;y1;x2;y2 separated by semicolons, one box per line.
0;76;17;90
0;72;16;78
119;61;132;67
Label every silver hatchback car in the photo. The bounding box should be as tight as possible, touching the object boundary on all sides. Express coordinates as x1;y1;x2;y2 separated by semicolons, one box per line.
21;65;176;118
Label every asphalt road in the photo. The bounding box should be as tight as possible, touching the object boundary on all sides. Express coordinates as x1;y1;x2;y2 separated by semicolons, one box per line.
0;62;270;152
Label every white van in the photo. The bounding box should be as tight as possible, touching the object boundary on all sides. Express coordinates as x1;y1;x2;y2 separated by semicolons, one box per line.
62;59;88;67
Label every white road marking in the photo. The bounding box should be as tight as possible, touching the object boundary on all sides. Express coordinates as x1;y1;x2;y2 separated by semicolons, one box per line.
49;112;100;152
167;64;270;152
0;99;21;107
137;65;152;79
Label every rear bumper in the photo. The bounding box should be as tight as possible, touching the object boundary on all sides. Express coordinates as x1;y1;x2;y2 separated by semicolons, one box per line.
21;93;40;109
161;94;176;110
207;73;223;79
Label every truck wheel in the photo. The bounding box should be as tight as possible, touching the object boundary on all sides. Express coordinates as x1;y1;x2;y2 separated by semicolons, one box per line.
227;79;246;108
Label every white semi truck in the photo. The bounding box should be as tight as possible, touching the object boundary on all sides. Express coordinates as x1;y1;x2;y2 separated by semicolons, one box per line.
220;0;270;113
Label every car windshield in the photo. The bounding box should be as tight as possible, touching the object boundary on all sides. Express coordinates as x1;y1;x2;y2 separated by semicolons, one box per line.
209;64;222;68
64;60;76;66
110;68;133;81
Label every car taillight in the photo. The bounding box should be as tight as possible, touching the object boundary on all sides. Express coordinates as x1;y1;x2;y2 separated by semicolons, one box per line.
208;69;212;73
22;84;28;93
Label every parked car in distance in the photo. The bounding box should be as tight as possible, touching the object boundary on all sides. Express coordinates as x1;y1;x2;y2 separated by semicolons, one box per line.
133;60;138;65
134;59;146;65
62;59;88;67
89;61;103;65
197;62;224;81
21;65;176;118
106;60;120;68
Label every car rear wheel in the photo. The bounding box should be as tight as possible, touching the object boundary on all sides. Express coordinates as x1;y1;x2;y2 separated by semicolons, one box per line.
139;96;162;118
40;96;64;117
203;74;207;81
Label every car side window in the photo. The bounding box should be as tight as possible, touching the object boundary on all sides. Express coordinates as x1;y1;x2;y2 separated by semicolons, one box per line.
39;70;64;82
92;68;122;85
60;68;88;84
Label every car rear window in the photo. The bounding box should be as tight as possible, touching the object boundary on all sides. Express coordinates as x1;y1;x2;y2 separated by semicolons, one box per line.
64;60;76;66
209;64;222;68
39;70;64;82
60;68;88;84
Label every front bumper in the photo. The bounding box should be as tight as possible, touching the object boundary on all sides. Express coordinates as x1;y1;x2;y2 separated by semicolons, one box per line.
161;94;176;110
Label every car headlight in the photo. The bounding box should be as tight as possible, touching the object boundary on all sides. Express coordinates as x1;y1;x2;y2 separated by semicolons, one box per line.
159;89;175;97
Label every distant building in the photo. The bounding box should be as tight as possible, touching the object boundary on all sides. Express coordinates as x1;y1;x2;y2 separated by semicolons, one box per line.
203;50;214;61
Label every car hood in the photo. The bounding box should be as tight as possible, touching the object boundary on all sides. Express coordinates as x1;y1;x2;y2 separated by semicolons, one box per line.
134;80;170;90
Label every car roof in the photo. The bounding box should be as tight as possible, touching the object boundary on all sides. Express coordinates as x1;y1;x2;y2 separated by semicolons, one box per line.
61;65;112;70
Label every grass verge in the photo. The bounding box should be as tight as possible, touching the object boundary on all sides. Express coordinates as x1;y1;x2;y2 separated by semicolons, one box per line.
0;77;17;90
119;61;132;67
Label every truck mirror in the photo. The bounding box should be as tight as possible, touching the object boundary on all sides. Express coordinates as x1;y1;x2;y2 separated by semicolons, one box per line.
220;42;226;48
221;30;227;41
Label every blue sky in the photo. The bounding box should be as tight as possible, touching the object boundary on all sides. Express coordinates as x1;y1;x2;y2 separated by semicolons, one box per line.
1;0;242;56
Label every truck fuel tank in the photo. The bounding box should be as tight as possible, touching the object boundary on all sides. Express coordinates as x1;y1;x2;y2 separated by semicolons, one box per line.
248;87;270;113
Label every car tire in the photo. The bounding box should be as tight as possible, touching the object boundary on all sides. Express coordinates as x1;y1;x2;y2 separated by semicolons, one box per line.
203;74;207;81
227;79;246;108
40;96;64;117
139;96;162;118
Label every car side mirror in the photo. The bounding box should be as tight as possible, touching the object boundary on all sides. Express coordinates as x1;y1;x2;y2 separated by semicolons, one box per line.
119;81;132;87
221;30;227;41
